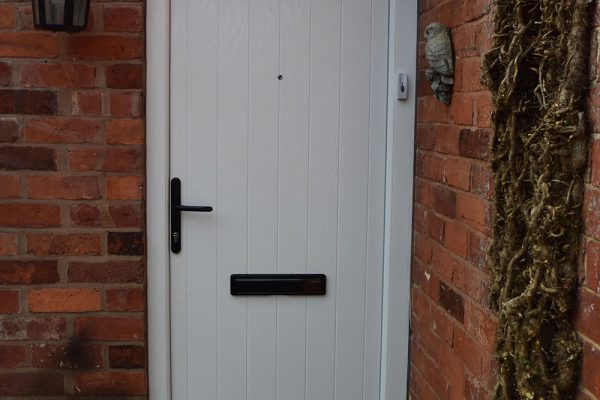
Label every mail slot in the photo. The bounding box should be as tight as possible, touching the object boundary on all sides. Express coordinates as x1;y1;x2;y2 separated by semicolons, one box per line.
230;274;326;296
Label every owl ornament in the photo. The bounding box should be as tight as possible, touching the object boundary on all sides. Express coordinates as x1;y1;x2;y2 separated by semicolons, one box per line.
424;22;454;104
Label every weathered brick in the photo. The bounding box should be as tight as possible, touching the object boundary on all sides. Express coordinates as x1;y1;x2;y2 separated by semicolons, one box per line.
32;343;102;369
26;317;67;340
0;290;19;313
0;203;60;227
27;176;100;200
0;373;64;396
109;91;142;117
444;220;469;258
109;345;145;369
25;118;100;143
0;345;26;368
75;317;144;341
433;185;457;217
0;175;19;198
104;6;143;33
20;63;96;88
70;204;104;227
439;282;464;323
0;146;56;170
71;91;103;116
0;4;15;29
66;35;143;60
459;129;490;160
106;63;143;89
27;233;101;256
107;288;144;312
0;89;57;115
0;233;17;255
109;204;143;228
0;260;59;285
72;372;147;396
0;62;11;86
69;260;144;284
0;119;19;142
29;288;101;313
107;119;144;144
108;231;144;256
0;32;58;58
106;175;143;200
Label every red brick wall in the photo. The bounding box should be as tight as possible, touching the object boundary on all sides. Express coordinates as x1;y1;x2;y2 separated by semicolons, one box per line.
411;1;600;399
0;0;146;397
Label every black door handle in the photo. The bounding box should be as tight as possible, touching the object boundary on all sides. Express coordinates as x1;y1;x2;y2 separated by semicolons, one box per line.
171;177;212;253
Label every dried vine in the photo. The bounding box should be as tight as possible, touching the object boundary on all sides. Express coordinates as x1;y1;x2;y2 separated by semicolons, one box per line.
481;0;594;398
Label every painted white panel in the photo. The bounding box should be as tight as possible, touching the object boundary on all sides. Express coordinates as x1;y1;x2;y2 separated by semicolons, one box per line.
217;0;249;398
276;0;311;398
334;0;376;398
305;0;341;398
247;0;280;398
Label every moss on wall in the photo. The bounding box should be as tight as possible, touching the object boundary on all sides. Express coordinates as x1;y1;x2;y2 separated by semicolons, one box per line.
481;0;594;398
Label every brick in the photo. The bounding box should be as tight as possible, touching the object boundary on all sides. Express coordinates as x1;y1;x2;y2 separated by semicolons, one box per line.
0;290;19;313
444;157;471;190
0;4;15;29
459;128;489;160
586;240;600;293
0;345;26;368
26;118;100;143
108;231;145;256
69;147;142;172
110;91;142;117
456;192;488;229
465;374;490;400
73;372;147;396
592;140;600;186
104;6;143;32
474;92;492;128
29;288;101;313
581;340;600;398
430;305;454;345
72;91;103;116
26;317;67;340
449;93;473;125
66;35;143;60
421;152;445;182
418;96;450;123
107;119;144;144
584;188;600;240
0;319;25;341
0;233;17;255
433;246;457;283
107;288;144;312
69;260;144;284
27;233;101;256
444;220;469;258
0;260;59;285
21;63;96;88
464;301;496;351
0;89;57;115
462;0;490;22
0;146;56;170
439;282;464;323
106;175;144;200
468;231;489;272
32;343;102;369
433;185;457;217
411;287;431;326
106;64;144;89
75;317;144;341
425;211;445;243
0;203;60;227
454;327;485;374
27;176;100;200
0;175;19;198
0;119;19;142
575;289;600;344
0;62;10;86
0;32;58;58
109;345;145;369
471;163;493;199
0;373;64;396
70;204;104;227
433;125;461;155
109;204;143;227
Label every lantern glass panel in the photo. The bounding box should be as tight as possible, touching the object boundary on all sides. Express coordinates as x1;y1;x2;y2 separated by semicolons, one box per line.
72;0;88;27
45;0;65;25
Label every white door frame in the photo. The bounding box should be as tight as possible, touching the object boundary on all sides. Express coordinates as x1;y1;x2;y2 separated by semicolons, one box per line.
146;0;417;398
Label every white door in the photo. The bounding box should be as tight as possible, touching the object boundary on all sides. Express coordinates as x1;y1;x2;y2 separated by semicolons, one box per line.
170;0;390;398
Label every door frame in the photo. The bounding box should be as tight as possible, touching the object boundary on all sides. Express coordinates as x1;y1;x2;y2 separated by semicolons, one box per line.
146;0;417;398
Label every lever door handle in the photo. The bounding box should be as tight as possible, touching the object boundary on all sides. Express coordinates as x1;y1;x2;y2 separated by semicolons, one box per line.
171;177;212;253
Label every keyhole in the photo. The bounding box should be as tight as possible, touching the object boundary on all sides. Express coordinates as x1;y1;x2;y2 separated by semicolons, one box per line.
277;75;283;80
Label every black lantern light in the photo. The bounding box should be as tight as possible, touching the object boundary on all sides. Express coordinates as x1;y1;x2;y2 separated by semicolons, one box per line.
32;0;90;32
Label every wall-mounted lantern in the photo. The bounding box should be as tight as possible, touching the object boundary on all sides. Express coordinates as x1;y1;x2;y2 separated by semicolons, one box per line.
32;0;90;32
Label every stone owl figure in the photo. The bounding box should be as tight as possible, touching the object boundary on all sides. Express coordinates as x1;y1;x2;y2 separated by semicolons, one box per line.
424;22;454;104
